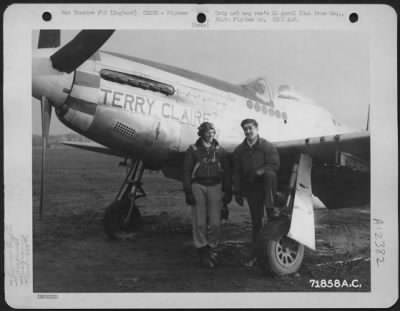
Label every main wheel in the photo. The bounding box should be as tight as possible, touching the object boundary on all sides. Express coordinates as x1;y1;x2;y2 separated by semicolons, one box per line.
256;218;304;276
103;198;142;240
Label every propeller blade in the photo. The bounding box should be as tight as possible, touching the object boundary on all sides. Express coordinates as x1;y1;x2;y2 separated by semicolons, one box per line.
40;97;52;219
38;30;60;48
50;30;114;73
366;104;370;131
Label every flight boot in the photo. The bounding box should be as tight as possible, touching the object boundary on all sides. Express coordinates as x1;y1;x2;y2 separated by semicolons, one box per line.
198;246;215;269
207;245;219;266
243;249;257;267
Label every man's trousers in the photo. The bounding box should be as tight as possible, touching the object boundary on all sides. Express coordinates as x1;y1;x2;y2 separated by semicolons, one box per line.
244;170;277;244
191;183;223;248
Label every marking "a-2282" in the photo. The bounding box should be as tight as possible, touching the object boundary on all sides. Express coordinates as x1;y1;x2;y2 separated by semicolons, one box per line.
373;218;385;267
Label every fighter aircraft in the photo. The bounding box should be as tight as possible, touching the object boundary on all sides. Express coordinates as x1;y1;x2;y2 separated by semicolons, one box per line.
32;30;370;276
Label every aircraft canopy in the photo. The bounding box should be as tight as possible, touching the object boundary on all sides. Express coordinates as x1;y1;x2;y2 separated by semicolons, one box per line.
241;77;274;106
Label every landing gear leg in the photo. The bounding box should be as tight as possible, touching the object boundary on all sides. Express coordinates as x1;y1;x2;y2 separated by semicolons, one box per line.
256;154;313;276
103;159;146;240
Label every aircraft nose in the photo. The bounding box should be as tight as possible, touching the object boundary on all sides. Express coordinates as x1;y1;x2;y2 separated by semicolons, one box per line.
32;48;74;106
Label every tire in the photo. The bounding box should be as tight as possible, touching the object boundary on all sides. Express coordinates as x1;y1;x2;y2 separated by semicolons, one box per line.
256;218;304;276
103;198;142;240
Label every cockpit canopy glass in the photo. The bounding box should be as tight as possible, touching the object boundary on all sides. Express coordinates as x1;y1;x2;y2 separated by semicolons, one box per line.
242;77;273;106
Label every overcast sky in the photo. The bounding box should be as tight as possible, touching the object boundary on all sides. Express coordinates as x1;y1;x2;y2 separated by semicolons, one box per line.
32;30;369;135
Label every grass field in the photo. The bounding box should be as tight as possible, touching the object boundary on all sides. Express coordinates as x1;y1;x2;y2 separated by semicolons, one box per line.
32;147;370;292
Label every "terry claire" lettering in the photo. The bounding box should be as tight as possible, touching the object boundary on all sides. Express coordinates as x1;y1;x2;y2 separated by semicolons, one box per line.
99;88;213;126
100;88;155;115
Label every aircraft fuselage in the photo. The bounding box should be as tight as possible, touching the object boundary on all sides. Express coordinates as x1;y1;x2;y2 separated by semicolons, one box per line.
33;48;355;171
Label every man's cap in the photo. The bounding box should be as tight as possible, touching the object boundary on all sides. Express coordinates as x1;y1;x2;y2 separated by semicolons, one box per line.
197;122;216;137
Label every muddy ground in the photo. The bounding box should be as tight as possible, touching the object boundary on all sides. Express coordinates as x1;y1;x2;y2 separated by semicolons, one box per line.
33;148;370;292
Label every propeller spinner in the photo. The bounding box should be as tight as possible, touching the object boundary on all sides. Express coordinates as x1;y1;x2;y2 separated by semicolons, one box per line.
33;29;114;219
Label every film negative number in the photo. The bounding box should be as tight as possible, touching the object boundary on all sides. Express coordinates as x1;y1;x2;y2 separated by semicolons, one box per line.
373;218;385;267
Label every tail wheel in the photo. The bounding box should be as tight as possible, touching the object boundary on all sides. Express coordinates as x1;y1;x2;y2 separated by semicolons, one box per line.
103;198;142;240
256;219;304;276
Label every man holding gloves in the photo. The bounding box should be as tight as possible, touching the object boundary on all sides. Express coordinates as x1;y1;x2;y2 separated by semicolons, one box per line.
183;122;232;268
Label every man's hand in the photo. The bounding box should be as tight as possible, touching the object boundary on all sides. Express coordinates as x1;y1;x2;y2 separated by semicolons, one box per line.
221;203;229;222
222;192;232;204
185;192;196;206
235;194;244;206
255;168;265;176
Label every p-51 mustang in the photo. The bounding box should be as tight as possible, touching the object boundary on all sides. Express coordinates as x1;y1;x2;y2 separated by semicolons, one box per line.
33;30;370;276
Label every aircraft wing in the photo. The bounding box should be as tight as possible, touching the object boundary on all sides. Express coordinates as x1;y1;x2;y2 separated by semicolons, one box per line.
274;131;370;209
61;141;126;157
162;131;370;177
274;131;370;167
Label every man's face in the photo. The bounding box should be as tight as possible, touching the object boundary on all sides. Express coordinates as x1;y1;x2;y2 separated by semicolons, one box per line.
202;129;216;143
242;123;258;140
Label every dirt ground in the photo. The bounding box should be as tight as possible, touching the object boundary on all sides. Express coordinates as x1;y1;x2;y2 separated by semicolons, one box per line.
32;148;370;292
